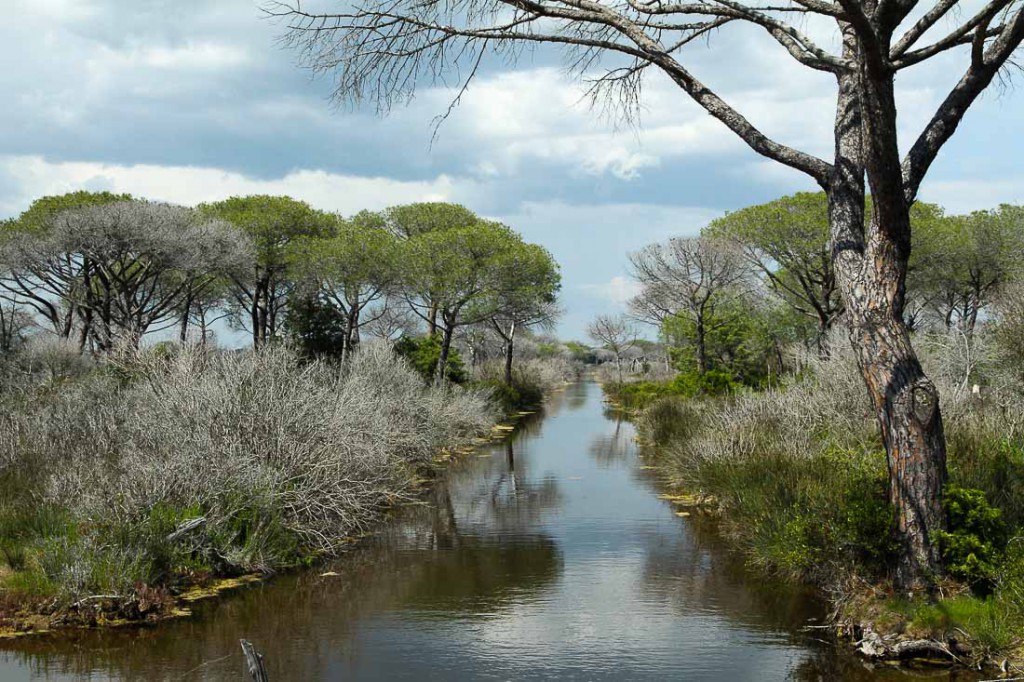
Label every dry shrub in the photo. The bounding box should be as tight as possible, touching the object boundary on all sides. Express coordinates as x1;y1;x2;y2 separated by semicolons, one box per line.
1;341;493;596
473;356;580;391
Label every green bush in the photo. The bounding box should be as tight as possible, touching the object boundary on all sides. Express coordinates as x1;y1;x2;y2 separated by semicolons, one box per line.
604;370;737;412
637;397;703;445
474;377;545;414
692;448;897;579
394;335;467;383
605;381;675;410
949;433;1024;530
934;486;1007;592
669;369;738;397
284;293;348;359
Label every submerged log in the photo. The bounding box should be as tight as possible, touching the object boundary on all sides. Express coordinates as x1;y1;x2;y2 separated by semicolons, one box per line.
240;639;269;682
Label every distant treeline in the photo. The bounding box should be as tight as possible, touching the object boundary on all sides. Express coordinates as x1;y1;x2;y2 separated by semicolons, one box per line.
0;195;561;384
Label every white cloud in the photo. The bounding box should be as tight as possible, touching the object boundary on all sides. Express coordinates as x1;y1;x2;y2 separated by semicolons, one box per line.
0;155;480;217
107;41;251;71
919;178;1024;215
581;276;643;307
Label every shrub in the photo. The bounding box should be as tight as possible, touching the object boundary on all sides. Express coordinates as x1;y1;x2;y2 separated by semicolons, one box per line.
0;342;493;605
394;334;467;383
470;356;574;413
636;397;704;445
283;292;348;359
669;369;738;397
934;486;1007;592
603;368;741;412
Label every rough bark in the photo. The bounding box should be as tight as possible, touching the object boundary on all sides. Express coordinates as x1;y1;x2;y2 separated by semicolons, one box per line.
694;315;708;375
828;26;946;587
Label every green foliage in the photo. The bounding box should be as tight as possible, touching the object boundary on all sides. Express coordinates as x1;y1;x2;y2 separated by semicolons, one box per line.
564;341;597;364
199;195;333;267
910;203;1023;329
605;381;678;410
703;192;838;346
693;448;897;579
0;504;75;573
662;297;788;386
636;396;702;445
475;379;543;414
604;371;737;411
5;190;134;237
394;335;467;384
948;431;1024;530
479;368;552;411
490;241;561;322
383;202;480;238
287;212;399;347
934;486;1007;591
285;292;348;359
893;593;1024;655
670;369;739;396
401;221;519;322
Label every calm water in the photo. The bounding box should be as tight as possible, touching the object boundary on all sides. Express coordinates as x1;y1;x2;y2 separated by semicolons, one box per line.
0;381;980;680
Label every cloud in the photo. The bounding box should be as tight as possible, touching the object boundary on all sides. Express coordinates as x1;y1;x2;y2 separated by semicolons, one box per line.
919;178;1024;215
580;276;643;307
0;155;480;217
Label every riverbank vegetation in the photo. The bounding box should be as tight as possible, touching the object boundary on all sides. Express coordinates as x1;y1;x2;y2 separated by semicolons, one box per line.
0;343;493;623
0;193;571;630
594;194;1024;666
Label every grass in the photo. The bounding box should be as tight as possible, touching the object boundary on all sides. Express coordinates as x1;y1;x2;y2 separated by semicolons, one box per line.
601;369;738;412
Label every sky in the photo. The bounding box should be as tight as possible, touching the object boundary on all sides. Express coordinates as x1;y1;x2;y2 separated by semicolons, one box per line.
2;0;1023;340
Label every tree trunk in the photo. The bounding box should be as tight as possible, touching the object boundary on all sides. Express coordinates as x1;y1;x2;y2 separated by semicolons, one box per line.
828;38;947;589
504;321;516;387
343;305;360;362
199;307;210;349
434;326;454;385
843;273;947;587
77;308;92;353
179;291;193;344
695;317;708;375
816;313;832;359
250;285;261;349
256;280;270;347
427;302;438;337
831;165;947;590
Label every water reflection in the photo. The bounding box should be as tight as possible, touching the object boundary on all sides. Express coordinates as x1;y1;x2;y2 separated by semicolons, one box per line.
0;381;984;681
588;416;632;467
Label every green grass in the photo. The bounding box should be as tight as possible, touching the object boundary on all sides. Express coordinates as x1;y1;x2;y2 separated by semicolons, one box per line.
603;370;739;412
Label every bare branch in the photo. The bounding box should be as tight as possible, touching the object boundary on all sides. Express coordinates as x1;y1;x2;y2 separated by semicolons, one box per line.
902;6;1024;202
891;0;962;57
893;0;1016;68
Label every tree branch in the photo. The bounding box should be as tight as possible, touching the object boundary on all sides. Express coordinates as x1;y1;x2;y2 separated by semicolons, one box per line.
902;6;1024;203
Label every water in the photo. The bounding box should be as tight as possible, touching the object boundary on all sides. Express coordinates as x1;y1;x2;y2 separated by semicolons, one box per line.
0;382;978;680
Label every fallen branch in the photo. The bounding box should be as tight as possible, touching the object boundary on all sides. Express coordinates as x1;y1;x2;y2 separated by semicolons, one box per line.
166;516;207;543
240;639;269;682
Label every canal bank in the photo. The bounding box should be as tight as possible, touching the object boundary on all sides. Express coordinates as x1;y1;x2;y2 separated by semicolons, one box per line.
0;382;977;680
